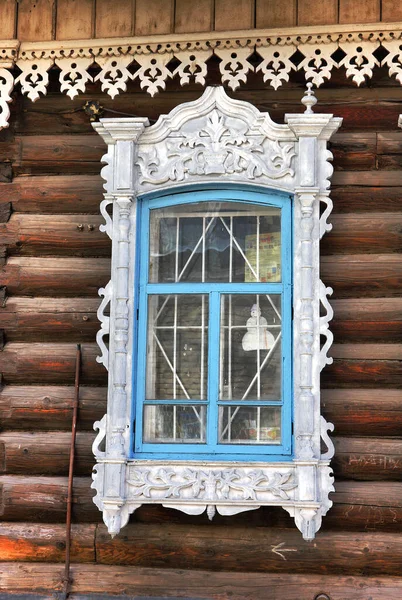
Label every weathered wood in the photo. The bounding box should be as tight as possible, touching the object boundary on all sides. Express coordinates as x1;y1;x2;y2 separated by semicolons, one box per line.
322;213;402;255
0;343;106;385
17;0;55;41
339;0;380;23
333;438;402;481
2;214;110;257
134;0;174;35
0;432;93;476
1;430;399;480
0;523;95;562
382;0;402;21
214;0;254;30
1;257;110;296
56;0;94;40
95;523;402;575
322;359;402;388
332;186;402;213
0;175;103;214
174;0;213;33
95;0;133;38
4;563;402;600
0;476;100;522
14;135;105;176
0;385;106;431
0;297;100;342
297;0;337;25
322;389;402;436
331;297;402;343
256;0;296;27
0;1;17;39
330;344;402;360
329;132;376;171
333;171;402;187
320;254;402;298
377;132;402;154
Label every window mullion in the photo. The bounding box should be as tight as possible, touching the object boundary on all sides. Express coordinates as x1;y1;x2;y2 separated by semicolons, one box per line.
207;291;221;449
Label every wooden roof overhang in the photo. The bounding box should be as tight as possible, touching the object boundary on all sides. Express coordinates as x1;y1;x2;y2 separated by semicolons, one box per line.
0;20;402;130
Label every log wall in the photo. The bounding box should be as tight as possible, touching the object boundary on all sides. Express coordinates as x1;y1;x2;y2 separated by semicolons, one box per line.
0;0;400;42
1;68;402;597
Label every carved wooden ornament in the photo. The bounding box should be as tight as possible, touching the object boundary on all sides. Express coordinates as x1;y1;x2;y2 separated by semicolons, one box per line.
92;85;341;540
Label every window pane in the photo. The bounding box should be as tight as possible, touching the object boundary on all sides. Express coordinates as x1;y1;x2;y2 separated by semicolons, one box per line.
149;202;281;283
219;294;282;401
143;405;207;443
219;406;281;444
146;295;208;400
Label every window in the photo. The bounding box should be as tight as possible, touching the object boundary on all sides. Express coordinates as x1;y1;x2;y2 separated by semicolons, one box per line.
134;190;292;460
91;86;341;540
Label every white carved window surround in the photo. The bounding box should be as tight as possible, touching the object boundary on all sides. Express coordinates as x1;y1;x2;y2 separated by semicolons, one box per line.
91;85;341;541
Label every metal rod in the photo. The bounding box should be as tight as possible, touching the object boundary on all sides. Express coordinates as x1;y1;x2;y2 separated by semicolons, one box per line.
61;344;81;600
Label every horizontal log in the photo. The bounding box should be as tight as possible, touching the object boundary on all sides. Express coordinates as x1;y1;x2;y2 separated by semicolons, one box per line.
321;254;402;298
0;523;95;562
1;257;110;296
332;186;402;213
0;297;100;342
1;214;110;257
377;132;402;154
0;432;94;476
331;298;402;343
93;523;402;575
0;476;99;523
333;438;402;481
322;213;402;255
1;430;400;481
0;385;106;431
322;358;402;388
1;476;402;532
4;563;402;600
330;344;402;359
322;389;402;436
0;343;107;385
332;170;402;187
329;132;376;171
0;175;103;214
13;135;105;176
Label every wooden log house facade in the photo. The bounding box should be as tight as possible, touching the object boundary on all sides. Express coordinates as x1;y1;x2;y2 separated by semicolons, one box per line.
0;1;402;598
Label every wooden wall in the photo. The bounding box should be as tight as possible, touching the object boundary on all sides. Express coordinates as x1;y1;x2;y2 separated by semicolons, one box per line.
0;0;401;41
1;69;402;596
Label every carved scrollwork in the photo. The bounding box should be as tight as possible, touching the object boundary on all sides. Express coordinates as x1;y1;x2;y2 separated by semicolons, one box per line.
173;50;212;86
92;414;107;459
320;416;335;460
218;47;253;91
56;57;93;99
319;194;334;239
96;280;112;369
127;467;297;503
99;196;113;239
133;54;173;97
16;59;52;101
95;56;134;99
340;41;378;86
0;69;14;129
319;279;334;371
138;110;295;185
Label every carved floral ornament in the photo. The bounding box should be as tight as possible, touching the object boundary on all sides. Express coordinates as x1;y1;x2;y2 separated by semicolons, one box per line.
91;85;341;541
0;22;402;127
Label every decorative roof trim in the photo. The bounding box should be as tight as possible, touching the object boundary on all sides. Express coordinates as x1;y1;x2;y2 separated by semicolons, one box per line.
0;22;401;128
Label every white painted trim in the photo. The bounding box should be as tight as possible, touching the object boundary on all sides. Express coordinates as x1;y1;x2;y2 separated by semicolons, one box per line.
92;86;341;540
0;23;400;128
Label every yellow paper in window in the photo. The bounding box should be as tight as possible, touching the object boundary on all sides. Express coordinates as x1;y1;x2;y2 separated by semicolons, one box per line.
244;232;281;282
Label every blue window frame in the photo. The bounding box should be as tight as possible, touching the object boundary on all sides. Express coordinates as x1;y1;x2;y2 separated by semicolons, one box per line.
132;188;292;461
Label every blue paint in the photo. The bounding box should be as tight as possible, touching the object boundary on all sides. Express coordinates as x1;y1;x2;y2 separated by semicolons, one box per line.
132;187;293;461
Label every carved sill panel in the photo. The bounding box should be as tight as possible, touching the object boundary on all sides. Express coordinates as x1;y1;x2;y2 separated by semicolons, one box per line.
92;86;341;541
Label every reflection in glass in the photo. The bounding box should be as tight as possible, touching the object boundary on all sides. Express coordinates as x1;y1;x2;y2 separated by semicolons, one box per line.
146;295;209;401
149;202;281;283
219;295;281;401
219;406;281;444
144;405;207;443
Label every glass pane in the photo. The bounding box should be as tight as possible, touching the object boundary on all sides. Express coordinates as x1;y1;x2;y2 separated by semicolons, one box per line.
219;294;281;401
149;202;281;283
146;295;208;400
219;406;281;444
144;405;207;443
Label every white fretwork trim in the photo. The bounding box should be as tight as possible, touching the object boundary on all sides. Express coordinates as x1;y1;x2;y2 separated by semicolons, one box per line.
92;86;340;541
0;23;401;127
